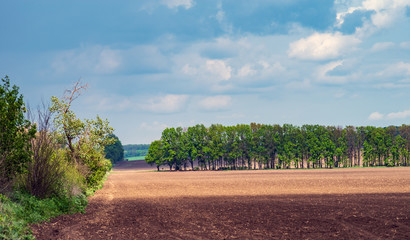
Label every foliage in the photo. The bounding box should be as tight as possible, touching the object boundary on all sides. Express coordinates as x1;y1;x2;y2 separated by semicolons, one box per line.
79;141;112;189
19;105;85;199
147;123;410;170
20;146;86;199
123;144;150;158
0;79;114;239
145;140;163;171
0;76;36;190
0;191;87;239
104;134;124;164
50;81;114;189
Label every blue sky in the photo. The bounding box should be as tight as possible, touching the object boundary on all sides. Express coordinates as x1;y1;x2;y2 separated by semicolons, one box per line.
1;0;410;144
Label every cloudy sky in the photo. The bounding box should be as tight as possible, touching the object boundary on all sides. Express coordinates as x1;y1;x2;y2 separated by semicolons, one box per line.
1;0;410;144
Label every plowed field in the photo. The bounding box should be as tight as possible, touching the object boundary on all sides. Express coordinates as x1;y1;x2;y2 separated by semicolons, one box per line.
31;162;410;239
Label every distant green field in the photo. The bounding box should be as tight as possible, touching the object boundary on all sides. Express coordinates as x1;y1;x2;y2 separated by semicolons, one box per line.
126;156;146;161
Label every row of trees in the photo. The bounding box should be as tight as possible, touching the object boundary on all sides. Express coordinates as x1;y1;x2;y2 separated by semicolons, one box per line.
0;76;121;199
146;123;410;171
123;144;149;158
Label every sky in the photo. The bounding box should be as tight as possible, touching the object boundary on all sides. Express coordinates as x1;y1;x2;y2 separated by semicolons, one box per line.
1;0;410;144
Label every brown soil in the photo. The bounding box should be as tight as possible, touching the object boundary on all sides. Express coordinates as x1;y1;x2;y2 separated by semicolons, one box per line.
31;162;410;239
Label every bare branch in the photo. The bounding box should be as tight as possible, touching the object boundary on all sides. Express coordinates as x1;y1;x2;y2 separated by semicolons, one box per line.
63;80;88;113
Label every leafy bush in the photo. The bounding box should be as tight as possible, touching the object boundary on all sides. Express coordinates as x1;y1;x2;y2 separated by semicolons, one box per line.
20;148;86;198
19;105;85;199
79;143;112;189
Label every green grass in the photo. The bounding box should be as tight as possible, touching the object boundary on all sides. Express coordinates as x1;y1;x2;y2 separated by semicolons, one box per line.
0;192;88;239
126;156;146;161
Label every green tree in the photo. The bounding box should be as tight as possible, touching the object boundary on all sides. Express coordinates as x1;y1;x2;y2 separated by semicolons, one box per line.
186;124;207;170
145;140;163;171
50;81;114;188
104;134;124;164
0;76;36;190
207;124;225;170
175;127;188;170
161;128;178;170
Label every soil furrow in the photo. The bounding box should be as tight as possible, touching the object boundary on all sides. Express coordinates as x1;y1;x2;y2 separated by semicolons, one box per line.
31;161;410;239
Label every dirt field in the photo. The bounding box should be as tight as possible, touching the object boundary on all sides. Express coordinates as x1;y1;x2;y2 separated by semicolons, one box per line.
31;161;410;239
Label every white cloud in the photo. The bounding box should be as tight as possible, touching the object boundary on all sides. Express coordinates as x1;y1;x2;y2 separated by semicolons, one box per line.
161;0;194;9
368;112;384;120
335;5;362;28
85;95;133;112
199;95;231;111
400;41;410;49
142;94;188;113
374;82;410;89
363;0;410;22
369;108;410;120
181;58;233;92
237;64;256;78
288;32;361;60
396;62;410;75
387;109;410;119
335;0;410;41
182;59;232;81
95;48;122;73
174;35;292;93
52;46;122;74
181;64;197;75
215;2;233;34
371;42;395;51
236;61;285;79
206;60;232;81
286;79;311;90
376;62;410;78
315;60;347;84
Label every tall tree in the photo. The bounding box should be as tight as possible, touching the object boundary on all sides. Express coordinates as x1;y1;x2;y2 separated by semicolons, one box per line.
0;76;36;190
161;127;178;170
104;134;124;164
208;124;225;170
186;124;207;170
145;140;163;171
50;81;114;188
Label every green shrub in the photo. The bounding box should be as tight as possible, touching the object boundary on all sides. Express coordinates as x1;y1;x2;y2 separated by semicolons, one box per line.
11;191;88;223
79;143;112;190
19;147;86;199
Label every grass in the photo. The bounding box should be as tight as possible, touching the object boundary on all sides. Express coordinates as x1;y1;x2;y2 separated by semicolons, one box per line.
0;192;88;239
126;156;146;161
0;171;112;239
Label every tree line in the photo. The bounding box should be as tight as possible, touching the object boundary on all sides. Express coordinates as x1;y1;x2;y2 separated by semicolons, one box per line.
123;144;149;158
146;123;410;171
